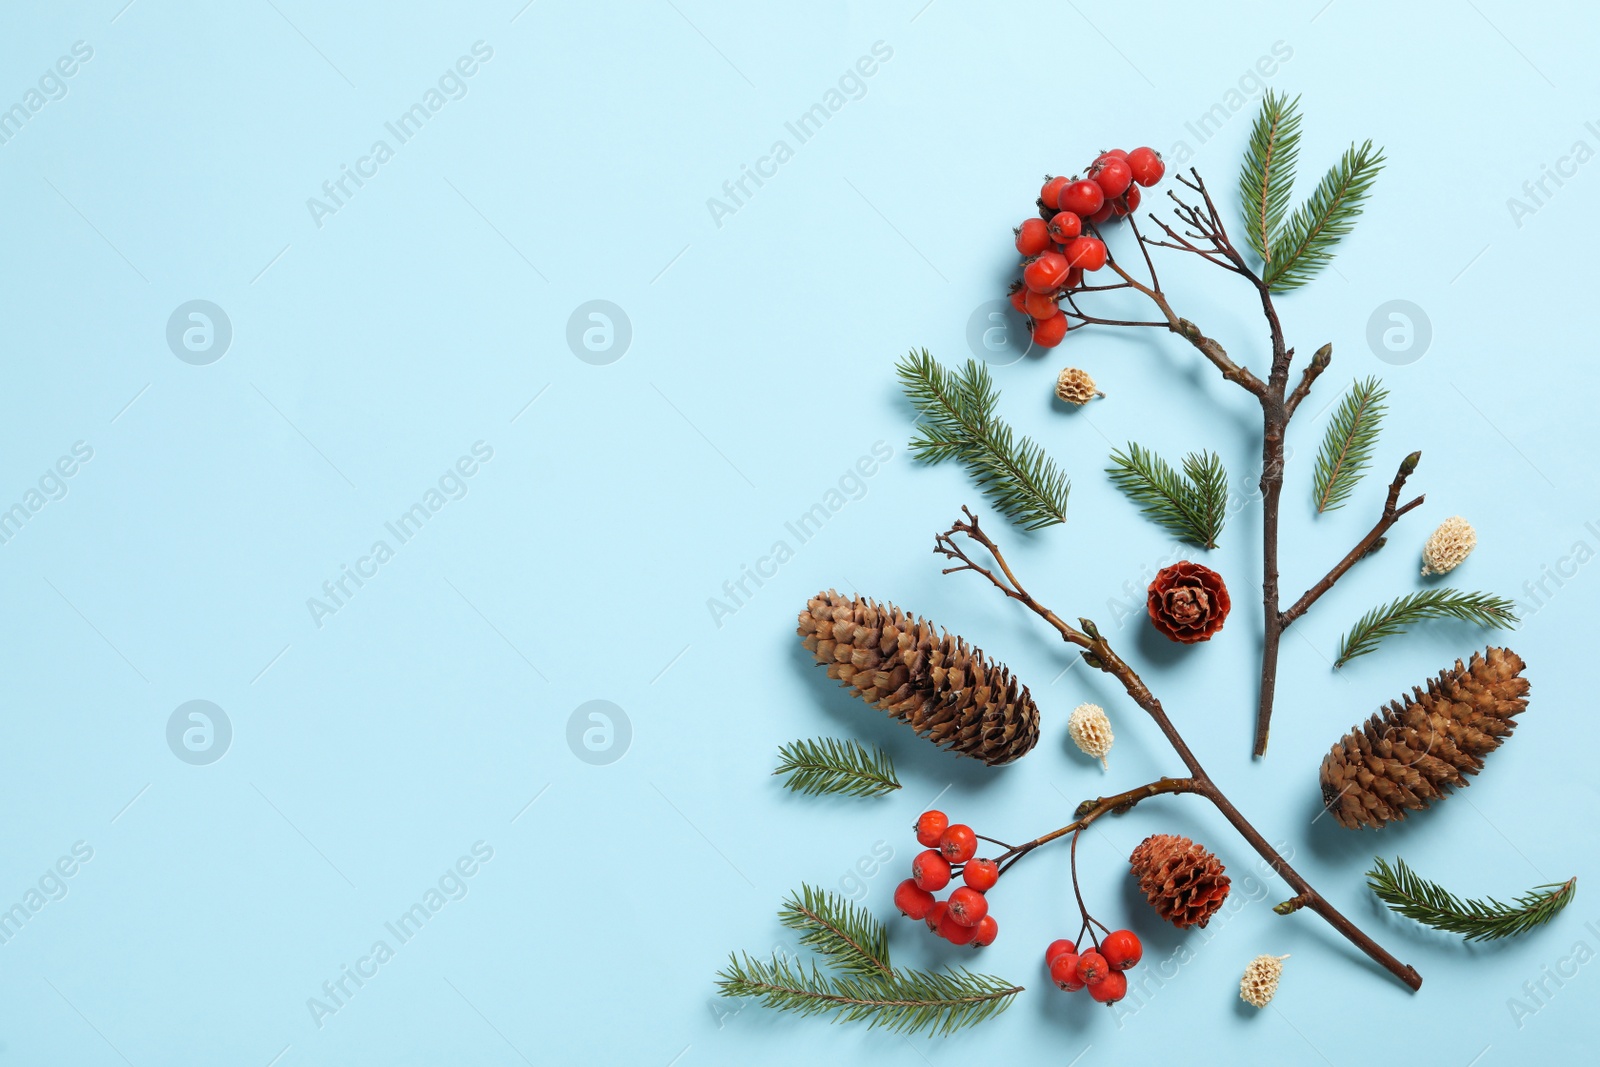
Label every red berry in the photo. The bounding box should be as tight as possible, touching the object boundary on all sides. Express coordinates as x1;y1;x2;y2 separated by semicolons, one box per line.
1059;179;1105;217
937;910;981;945
894;878;936;920
1022;252;1069;293
1040;175;1070;210
1088;969;1128;1004
1008;287;1027;313
1031;312;1069;348
1100;929;1143;971
915;810;949;848
1089;200;1115;224
1045;939;1078;965
1111;185;1141;217
1097;148;1129;162
1065;266;1084;290
1014;218;1052;257
1126;146;1165;187
938;824;978;863
1064;236;1107;272
946;886;989;928
973;915;998;947
1046;210;1081;243
1089;157;1133;198
1049;952;1085;991
912;849;952;892
923;900;948;932
1022;289;1058;320
962;858;999;892
1076;950;1109;986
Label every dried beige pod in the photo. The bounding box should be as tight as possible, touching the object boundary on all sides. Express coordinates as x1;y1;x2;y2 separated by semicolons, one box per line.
1054;367;1104;406
1240;953;1289;1008
1067;702;1113;767
1421;516;1476;576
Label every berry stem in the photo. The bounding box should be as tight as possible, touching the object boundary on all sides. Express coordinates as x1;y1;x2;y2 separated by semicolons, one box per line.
934;508;1424;993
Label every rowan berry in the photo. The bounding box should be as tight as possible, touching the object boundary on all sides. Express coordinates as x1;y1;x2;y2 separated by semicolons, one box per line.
1089;157;1133;198
1049;952;1085;991
1047;210;1082;243
912;849;952;892
1059;179;1105;217
1014;218;1052;256
962;858;1000;892
1031;312;1069;348
1076;950;1109;986
946;886;989;928
1040;175;1070;209
1022;252;1070;293
938;824;978;864
1088;969;1128;1004
915;810;949;848
1100;929;1143;971
973;915;999;947
894;879;936;920
1064;236;1107;272
1127;146;1165;187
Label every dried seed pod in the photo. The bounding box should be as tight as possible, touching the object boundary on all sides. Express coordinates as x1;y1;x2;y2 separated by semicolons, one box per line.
1067;702;1113;767
1054;367;1104;406
1240;954;1289;1008
1421;516;1477;576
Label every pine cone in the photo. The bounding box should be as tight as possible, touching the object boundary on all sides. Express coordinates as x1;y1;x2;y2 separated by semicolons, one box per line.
1421;516;1476;576
1239;954;1289;1008
1054;367;1103;405
1067;702;1113;767
798;590;1040;766
1128;834;1230;928
1319;647;1530;830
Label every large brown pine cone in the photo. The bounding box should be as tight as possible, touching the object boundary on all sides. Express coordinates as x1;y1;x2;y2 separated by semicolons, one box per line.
1319;647;1530;830
798;590;1040;766
1129;833;1231;928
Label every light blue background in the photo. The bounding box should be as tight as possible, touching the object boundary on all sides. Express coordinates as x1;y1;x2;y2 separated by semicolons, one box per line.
2;1;1597;1063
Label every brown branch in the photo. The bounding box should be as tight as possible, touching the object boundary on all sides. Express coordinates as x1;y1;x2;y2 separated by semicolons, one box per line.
936;509;1423;993
1279;452;1426;629
1285;343;1333;418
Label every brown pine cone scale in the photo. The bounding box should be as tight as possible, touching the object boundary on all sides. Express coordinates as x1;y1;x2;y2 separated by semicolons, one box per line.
798;590;1040;766
1319;647;1530;830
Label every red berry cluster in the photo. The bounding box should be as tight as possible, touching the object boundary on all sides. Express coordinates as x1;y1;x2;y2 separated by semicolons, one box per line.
1010;146;1166;348
1045;928;1143;1005
893;810;1000;948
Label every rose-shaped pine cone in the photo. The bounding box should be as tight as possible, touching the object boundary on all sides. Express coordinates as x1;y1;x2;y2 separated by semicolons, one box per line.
1146;562;1231;643
798;590;1040;765
1129;833;1231;929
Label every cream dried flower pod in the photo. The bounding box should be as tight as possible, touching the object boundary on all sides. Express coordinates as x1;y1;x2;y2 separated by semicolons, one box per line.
1067;702;1113;767
1239;954;1289;1008
1421;516;1476;576
1054;367;1104;406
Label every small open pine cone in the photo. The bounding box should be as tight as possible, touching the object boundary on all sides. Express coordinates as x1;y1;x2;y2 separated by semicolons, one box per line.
1240;954;1289;1008
1054;367;1103;405
1421;516;1476;576
1129;833;1230;928
1147;562;1231;643
1067;702;1113;767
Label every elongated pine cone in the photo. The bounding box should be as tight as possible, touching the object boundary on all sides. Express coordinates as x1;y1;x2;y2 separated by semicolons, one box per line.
798;590;1040;765
1054;367;1103;405
1319;647;1530;830
1421;515;1477;576
1240;954;1289;1008
1067;702;1113;767
1129;834;1230;928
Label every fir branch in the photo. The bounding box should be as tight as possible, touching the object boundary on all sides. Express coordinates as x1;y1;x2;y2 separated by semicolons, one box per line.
778;885;893;978
1106;442;1228;548
1312;377;1389;513
1335;589;1517;666
773;738;900;798
897;349;1071;530
1264;139;1385;292
1238;90;1303;264
715;953;1022;1036
1367;857;1577;942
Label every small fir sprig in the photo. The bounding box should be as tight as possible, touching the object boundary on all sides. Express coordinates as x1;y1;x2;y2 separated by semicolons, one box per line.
773;738;900;798
1335;589;1517;666
718;886;1021;1035
1313;377;1389;512
1106;443;1228;549
1367;857;1577;942
779;885;893;978
1238;90;1303;266
715;954;1022;1036
1264;139;1385;291
897;350;1071;530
